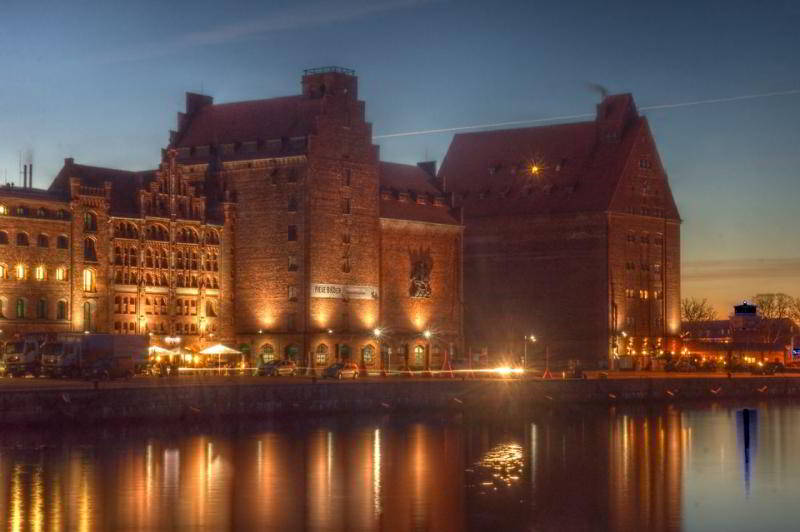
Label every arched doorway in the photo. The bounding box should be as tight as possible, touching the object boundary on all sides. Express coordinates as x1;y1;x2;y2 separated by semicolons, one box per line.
339;344;351;361
285;344;299;362
259;343;275;364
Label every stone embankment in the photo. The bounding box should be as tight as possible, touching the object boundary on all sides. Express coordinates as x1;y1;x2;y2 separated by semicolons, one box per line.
1;377;798;425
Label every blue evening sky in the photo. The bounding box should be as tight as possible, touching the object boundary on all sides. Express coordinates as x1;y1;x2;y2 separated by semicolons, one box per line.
0;0;798;314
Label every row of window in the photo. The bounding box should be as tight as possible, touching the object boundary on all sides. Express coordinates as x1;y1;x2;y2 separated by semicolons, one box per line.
0;298;69;320
112;321;219;335
112;248;219;270
0;231;69;248
0;204;70;220
624;262;662;272
113;270;219;289
626;232;664;245
624;289;663;300
0;264;68;282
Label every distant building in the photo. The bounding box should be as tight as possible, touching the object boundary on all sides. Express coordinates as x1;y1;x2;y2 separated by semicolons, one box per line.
439;94;681;369
683;302;800;363
0;68;463;372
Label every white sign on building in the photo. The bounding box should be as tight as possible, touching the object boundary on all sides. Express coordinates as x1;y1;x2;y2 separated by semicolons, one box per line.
311;283;379;300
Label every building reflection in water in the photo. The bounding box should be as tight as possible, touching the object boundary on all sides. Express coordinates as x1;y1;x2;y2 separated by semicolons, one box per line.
2;403;797;531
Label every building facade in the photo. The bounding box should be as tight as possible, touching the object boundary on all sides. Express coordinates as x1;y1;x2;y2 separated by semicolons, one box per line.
0;68;463;372
438;94;681;369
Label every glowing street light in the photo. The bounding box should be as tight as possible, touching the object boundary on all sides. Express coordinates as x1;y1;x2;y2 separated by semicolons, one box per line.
373;327;383;338
423;330;432;340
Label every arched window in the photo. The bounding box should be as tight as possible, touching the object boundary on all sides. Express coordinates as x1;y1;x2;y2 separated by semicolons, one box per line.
36;299;47;319
84;238;97;261
16;232;29;246
83;269;95;292
260;344;275;363
57;235;69;249
413;345;425;367
34;265;46;281
206;301;216;317
145;249;153;267
129;248;137;266
83;211;97;231
15;264;26;280
16;298;25;318
362;345;375;364
316;344;329;365
37;234;48;248
0;231;7;244
0;264;5;279
57;300;67;320
176;251;184;269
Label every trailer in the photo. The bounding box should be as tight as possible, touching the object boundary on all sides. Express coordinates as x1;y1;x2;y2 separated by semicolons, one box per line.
40;333;148;379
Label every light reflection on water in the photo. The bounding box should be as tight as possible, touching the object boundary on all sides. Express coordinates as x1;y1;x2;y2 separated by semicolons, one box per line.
2;401;800;531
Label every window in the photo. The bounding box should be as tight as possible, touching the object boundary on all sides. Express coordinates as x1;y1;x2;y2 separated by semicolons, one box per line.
83;302;92;331
342;233;351;244
288;285;298;302
0;204;6;215
653;263;661;273
362;345;374;364
316;344;328;365
288;196;298;212
414;345;425;367
0;231;7;244
341;198;351;214
639;159;652;169
287;168;297;183
0;264;5;278
260;344;276;363
639;289;649;300
84;238;97;261
288;254;298;271
57;235;69;249
16;298;25;318
15;206;26;216
654;234;664;246
37;234;48;248
288;225;297;241
625;288;635;298
84;211;97;231
83;269;95;292
57;301;67;320
15;264;26;280
34;265;46;281
343;168;351;187
36;299;47;319
640;263;649;271
287;312;297;332
16;233;29;246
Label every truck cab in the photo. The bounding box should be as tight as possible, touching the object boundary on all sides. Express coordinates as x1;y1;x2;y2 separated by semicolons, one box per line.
41;339;82;378
2;337;44;377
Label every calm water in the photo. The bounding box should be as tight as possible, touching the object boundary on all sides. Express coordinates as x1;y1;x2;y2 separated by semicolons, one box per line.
1;401;799;531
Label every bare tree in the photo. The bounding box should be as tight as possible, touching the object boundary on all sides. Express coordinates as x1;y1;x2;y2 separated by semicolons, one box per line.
752;293;795;346
681;297;718;323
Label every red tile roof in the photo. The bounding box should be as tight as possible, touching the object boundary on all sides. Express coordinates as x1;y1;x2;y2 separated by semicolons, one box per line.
438;94;679;220
173;95;323;148
379;162;460;226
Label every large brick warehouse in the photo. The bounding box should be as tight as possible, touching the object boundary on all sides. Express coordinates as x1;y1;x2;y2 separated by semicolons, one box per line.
0;68;680;370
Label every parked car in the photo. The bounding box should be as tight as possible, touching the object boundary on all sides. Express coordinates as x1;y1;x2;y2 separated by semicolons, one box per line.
261;359;297;377
323;362;359;379
751;361;784;375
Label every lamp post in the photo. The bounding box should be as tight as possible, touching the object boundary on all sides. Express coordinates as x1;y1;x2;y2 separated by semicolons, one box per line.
524;335;536;371
374;327;383;377
423;329;432;375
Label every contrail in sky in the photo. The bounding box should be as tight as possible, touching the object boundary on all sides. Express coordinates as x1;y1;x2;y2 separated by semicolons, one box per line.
372;88;800;139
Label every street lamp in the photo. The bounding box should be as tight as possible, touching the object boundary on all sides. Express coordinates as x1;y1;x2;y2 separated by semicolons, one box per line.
523;334;536;370
373;328;384;376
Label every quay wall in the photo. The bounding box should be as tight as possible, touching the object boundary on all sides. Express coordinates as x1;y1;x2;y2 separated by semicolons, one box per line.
1;377;799;425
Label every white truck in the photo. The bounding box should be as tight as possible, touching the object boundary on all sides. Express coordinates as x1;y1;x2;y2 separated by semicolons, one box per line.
2;334;49;377
40;333;148;379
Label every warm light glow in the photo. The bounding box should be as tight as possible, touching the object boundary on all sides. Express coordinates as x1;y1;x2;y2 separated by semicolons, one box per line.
34;264;45;280
423;330;432;340
530;164;541;175
15;263;26;280
56;267;66;281
82;268;95;291
493;366;524;377
373;328;382;338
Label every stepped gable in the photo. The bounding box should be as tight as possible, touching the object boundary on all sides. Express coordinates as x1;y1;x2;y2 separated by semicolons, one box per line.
379;161;460;225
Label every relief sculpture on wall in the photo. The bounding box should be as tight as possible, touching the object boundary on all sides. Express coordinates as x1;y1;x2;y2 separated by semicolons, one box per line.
409;248;433;298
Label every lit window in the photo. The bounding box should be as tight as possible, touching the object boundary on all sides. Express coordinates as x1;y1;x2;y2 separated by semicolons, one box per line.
0;264;5;278
83;269;95;292
288;254;298;271
414;345;425;367
0;204;6;215
640;290;649;300
15;264;26;280
288;285;298;302
530;164;541;175
362;345;374;364
315;344;328;365
260;344;275;363
34;265;46;281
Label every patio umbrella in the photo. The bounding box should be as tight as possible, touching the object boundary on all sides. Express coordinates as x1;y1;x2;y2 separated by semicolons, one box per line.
148;345;173;359
199;344;242;373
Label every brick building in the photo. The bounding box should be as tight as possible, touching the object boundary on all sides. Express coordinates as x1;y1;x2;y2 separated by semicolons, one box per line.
0;68;463;372
438;93;681;369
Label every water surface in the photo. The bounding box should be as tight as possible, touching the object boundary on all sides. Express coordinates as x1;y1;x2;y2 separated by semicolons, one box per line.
1;401;798;531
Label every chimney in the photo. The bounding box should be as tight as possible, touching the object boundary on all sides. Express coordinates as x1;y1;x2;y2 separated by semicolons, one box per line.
596;93;637;143
23;164;28;188
29;163;32;187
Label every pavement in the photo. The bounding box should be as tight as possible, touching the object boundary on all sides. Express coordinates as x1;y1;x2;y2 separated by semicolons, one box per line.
0;370;798;392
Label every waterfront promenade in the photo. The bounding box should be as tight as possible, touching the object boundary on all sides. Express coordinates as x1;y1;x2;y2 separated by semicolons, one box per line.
2;372;800;425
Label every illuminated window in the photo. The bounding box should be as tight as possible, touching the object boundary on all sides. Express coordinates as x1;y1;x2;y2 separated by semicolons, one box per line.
288;254;298;271
83;211;97;231
639;290;649;300
288;285;298;302
0;264;5;278
260;344;275;363
413;345;425;367
83;269;95;292
15;264;26;280
362;345;374;364
315;344;328;365
34;265;46;281
0;205;6;215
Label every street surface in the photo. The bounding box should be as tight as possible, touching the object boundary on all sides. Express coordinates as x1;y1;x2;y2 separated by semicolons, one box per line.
0;370;798;391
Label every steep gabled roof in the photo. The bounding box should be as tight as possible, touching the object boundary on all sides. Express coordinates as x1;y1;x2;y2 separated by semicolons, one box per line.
173;95;323;148
379;162;460;226
48;161;156;216
438;93;678;220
